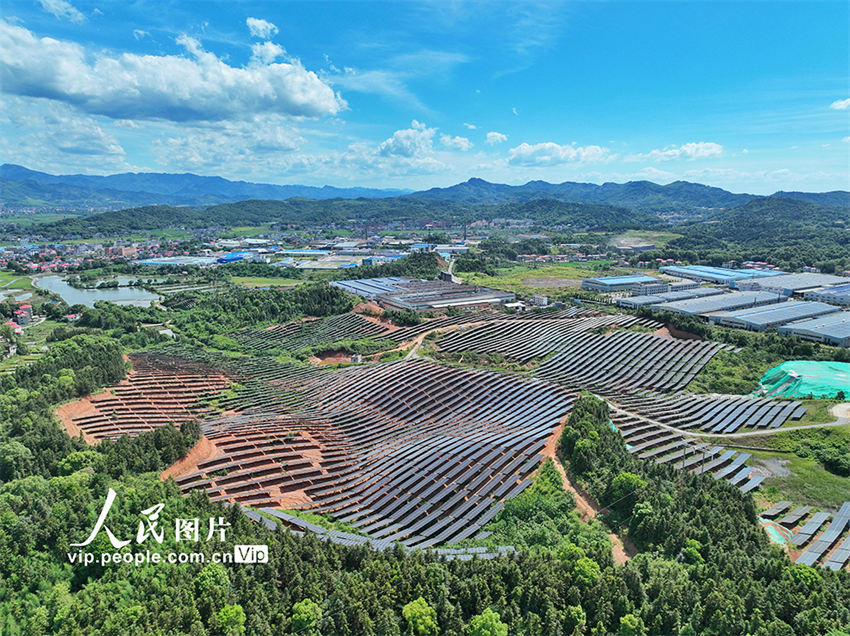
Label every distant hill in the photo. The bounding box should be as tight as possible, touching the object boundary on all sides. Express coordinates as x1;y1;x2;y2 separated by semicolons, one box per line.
668;197;850;266
770;190;850;208
409;177;759;211
23;196;657;239
0;164;410;209
409;177;850;212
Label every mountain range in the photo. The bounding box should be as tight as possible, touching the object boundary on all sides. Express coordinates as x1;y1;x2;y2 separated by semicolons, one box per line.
0;164;410;209
1;164;848;213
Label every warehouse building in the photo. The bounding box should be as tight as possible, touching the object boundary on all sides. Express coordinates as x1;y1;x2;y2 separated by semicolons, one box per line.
708;301;841;331
631;280;700;296
332;277;515;311
658;265;786;285
804;283;850;306
732;272;847;296
650;291;785;317
330;277;415;299
616;287;723;310
581;274;658;292
777;312;850;347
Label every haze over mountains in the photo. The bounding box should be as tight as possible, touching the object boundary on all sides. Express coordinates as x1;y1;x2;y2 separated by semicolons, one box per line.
1;164;848;212
0;164;411;209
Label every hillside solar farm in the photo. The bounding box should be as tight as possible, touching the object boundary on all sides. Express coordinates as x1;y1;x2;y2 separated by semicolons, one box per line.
52;303;850;574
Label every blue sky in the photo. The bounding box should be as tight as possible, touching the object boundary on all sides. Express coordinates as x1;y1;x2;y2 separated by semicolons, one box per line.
1;0;848;193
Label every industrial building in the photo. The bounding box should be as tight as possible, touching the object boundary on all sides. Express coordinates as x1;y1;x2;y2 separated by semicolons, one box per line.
650;291;785;317
658;265;786;285
330;277;414;299
616;287;723;310
631;280;699;296
777;312;850;348
804;283;850;306
708;301;841;331
581;274;658;292
732;272;847;296
331;277;515;311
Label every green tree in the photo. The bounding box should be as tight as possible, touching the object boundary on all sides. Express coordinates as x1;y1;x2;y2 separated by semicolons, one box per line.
215;604;246;636
403;597;439;635
619;613;647;636
290;598;322;635
467;608;508;636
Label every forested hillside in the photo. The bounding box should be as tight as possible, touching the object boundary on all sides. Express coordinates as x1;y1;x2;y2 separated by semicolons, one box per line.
659;197;850;270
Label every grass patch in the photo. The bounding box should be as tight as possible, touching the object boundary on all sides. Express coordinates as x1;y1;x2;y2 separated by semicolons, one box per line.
716;425;850;509
230;276;303;288
688;348;781;394
0;272;34;291
257;508;366;536
609;229;684;248
459;262;627;295
749;450;850;510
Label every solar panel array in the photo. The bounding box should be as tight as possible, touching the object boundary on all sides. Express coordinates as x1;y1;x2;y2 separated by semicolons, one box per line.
437;315;662;363
165;357;575;548
230;312;390;351
378;306;600;344
534;330;730;392
602;391;806;434
238;506;516;560
611;411;762;493
58;354;231;441
765;502;850;571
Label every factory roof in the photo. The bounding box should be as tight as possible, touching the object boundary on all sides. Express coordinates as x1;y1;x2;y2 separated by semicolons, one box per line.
585;274;658;285
754;272;847;292
659;265;787;283
651;291;785;316
709;301;841;328
777;311;850;343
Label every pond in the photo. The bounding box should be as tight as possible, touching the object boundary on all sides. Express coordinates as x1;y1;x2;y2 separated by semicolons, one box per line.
33;275;162;308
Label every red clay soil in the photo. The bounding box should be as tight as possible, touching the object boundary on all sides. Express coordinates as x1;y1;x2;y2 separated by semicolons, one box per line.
161;435;216;481
308;351;354;365
540;419;636;564
56;396;100;444
664;324;702;340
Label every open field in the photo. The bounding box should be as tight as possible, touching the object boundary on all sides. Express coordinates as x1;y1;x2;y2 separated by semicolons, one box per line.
711;425;850;508
460;262;625;294
609;229;683;248
0;272;34;291
0;213;76;226
230;276;303;288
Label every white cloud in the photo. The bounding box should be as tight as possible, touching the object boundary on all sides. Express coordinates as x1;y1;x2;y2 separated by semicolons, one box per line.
486;131;508;145
440;134;472;151
38;0;85;23
246;17;278;39
251;41;285;64
327;68;423;108
378;120;436;158
0;96;127;173
0;21;344;122
633;141;723;162
630;166;676;181
463;122;477;130
829;98;850;110
132;29;149;41
153;118;303;170
512;106;518;116
842;136;850;143
507;141;611;166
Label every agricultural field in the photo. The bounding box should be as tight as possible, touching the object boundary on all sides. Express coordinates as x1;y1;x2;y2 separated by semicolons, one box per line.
459;262;625;294
229;276;303;288
609;229;684;248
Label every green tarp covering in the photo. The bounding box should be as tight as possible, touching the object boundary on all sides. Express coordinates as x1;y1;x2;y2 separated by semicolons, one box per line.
758;360;850;399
